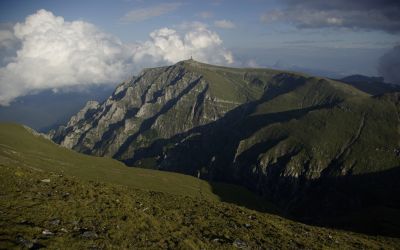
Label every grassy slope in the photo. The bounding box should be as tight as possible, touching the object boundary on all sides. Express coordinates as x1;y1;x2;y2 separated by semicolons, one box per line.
247;93;399;175
212;69;398;177
0;123;268;207
184;60;280;103
183;60;366;104
3;164;400;249
1;125;399;248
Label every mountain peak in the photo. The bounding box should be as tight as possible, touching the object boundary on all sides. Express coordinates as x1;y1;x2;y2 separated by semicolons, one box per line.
179;58;202;66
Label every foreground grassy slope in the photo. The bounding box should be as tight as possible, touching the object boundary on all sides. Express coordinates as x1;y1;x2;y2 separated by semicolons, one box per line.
0;123;270;209
1;142;400;248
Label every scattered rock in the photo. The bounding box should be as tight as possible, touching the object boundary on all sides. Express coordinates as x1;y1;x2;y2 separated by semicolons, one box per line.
233;239;247;249
60;228;68;233
228;221;238;229
16;235;33;249
62;192;70;198
41;179;50;183
50;219;60;226
248;215;256;220
42;229;53;236
18;219;35;226
82;231;98;239
71;220;81;231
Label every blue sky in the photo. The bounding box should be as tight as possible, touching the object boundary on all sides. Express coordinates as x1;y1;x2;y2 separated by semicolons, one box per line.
0;0;399;104
2;0;398;48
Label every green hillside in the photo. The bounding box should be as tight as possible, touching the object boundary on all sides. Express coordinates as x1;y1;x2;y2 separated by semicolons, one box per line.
1;123;400;249
0;123;268;209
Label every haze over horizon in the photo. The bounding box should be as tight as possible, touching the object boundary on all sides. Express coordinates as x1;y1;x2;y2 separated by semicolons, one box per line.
0;0;399;105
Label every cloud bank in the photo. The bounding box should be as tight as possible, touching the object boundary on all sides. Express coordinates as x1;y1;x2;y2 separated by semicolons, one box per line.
0;10;233;105
261;0;400;33
379;45;400;84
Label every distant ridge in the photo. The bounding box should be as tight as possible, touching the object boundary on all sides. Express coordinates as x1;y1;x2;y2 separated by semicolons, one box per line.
340;74;400;95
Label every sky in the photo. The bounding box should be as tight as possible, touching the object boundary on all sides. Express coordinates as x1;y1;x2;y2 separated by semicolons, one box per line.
0;0;399;105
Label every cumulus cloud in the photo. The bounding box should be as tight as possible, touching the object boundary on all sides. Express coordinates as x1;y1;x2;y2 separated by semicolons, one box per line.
261;0;400;33
122;3;181;22
0;24;17;49
0;10;133;105
0;23;19;66
378;45;400;84
0;10;234;105
214;20;235;29
132;23;234;66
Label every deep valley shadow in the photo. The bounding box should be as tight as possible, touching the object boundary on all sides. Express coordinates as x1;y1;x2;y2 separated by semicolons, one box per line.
210;166;400;238
207;181;280;215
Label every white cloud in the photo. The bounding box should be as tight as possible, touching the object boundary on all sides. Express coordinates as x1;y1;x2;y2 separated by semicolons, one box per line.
0;26;17;49
133;24;234;66
0;10;234;105
0;10;133;106
214;20;235;29
122;3;181;22
0;23;19;66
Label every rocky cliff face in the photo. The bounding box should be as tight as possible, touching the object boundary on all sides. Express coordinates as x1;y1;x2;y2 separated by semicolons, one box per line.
52;60;249;159
51;60;400;217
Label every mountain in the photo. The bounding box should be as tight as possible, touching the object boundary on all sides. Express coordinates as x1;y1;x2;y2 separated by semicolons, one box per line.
340;74;400;95
2;123;399;248
0;85;115;132
50;60;400;227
